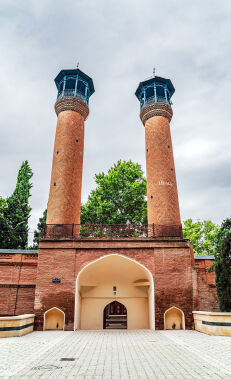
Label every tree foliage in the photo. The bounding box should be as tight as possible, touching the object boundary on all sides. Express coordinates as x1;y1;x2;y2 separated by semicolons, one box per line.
183;219;220;256
81;160;147;224
0;197;8;248
32;209;47;249
212;218;231;312
1;161;33;249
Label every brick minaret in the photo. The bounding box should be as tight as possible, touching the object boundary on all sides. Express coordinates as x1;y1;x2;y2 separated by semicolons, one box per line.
46;68;94;227
135;75;182;236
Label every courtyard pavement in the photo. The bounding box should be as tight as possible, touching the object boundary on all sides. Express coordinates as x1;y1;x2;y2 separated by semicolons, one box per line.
0;330;231;378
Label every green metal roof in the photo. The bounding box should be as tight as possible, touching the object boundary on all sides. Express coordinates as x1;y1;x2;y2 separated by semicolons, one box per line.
194;255;215;260
54;68;95;96
0;249;38;254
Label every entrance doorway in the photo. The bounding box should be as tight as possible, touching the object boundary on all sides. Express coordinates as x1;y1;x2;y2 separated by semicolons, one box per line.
103;301;127;329
75;254;155;330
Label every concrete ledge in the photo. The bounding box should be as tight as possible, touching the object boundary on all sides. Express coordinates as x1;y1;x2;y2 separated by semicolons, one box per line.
193;311;231;336
0;314;35;337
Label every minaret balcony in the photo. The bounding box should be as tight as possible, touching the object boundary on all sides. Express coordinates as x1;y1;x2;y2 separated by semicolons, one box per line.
140;95;170;110
57;88;89;104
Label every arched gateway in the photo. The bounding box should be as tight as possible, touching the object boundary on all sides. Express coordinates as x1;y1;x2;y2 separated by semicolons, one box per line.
74;254;155;330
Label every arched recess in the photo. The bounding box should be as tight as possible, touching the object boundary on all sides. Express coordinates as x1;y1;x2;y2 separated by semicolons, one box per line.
43;307;65;330
74;254;155;330
164;306;185;330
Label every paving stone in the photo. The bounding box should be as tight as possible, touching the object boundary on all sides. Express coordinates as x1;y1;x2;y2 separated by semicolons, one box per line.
0;330;231;378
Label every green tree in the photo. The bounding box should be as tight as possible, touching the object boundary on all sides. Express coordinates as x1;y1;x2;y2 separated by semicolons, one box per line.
81;160;147;224
183;219;220;256
0;197;8;248
211;218;231;312
32;209;47;249
4;161;33;249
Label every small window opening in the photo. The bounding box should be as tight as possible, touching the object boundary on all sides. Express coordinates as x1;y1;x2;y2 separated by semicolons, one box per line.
147;149;148;152
168;145;170;149
56;322;59;329
151;195;153;199
113;286;117;295
76;139;79;143
54;182;56;186
171;168;173;171
56;151;59;154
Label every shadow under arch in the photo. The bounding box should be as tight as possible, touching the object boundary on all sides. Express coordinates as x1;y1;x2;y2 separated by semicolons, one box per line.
43;307;65;330
74;253;155;330
164;306;185;330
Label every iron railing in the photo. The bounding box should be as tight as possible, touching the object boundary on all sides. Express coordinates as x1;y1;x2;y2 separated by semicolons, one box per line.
140;96;170;110
57;89;89;104
44;224;183;238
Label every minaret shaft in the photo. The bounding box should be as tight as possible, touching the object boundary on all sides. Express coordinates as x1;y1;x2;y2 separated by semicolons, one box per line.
46;110;84;225
145;115;181;226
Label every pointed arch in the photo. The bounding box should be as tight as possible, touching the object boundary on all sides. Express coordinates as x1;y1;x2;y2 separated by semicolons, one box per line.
43;307;65;330
74;253;155;330
103;300;127;329
164;306;185;330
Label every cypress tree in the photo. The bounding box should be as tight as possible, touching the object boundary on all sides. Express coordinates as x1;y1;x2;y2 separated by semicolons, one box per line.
33;209;47;248
0;197;8;248
4;161;33;249
214;218;231;312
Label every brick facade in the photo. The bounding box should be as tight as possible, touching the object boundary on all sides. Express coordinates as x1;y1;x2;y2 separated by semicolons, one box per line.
0;251;38;316
194;257;219;312
32;237;218;330
0;246;219;328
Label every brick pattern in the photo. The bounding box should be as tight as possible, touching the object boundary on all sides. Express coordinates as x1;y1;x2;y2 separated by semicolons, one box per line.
34;248;76;330
0;253;38;316
144;114;181;229
55;96;89;120
140;102;173;124
0;250;218;329
194;259;219;311
35;238;195;330
46;109;85;225
0;248;219;327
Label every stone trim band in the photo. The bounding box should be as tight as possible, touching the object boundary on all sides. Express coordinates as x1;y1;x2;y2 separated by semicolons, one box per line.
140;102;173;124
55;97;89;120
0;322;34;331
202;320;231;326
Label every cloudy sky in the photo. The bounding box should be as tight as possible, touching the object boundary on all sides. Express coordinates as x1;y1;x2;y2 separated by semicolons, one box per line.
0;0;231;243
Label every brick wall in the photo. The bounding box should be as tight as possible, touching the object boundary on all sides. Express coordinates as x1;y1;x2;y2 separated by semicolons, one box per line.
0;252;38;316
0;248;219;328
35;238;195;330
194;258;219;312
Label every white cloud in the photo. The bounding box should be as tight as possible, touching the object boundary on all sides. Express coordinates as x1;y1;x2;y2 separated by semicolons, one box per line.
0;0;231;245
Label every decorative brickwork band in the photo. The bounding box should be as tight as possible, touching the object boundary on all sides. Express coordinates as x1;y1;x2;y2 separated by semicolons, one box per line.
55;97;89;120
140;102;173;125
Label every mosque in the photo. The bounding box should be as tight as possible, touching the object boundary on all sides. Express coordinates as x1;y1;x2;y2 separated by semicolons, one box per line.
0;68;218;331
